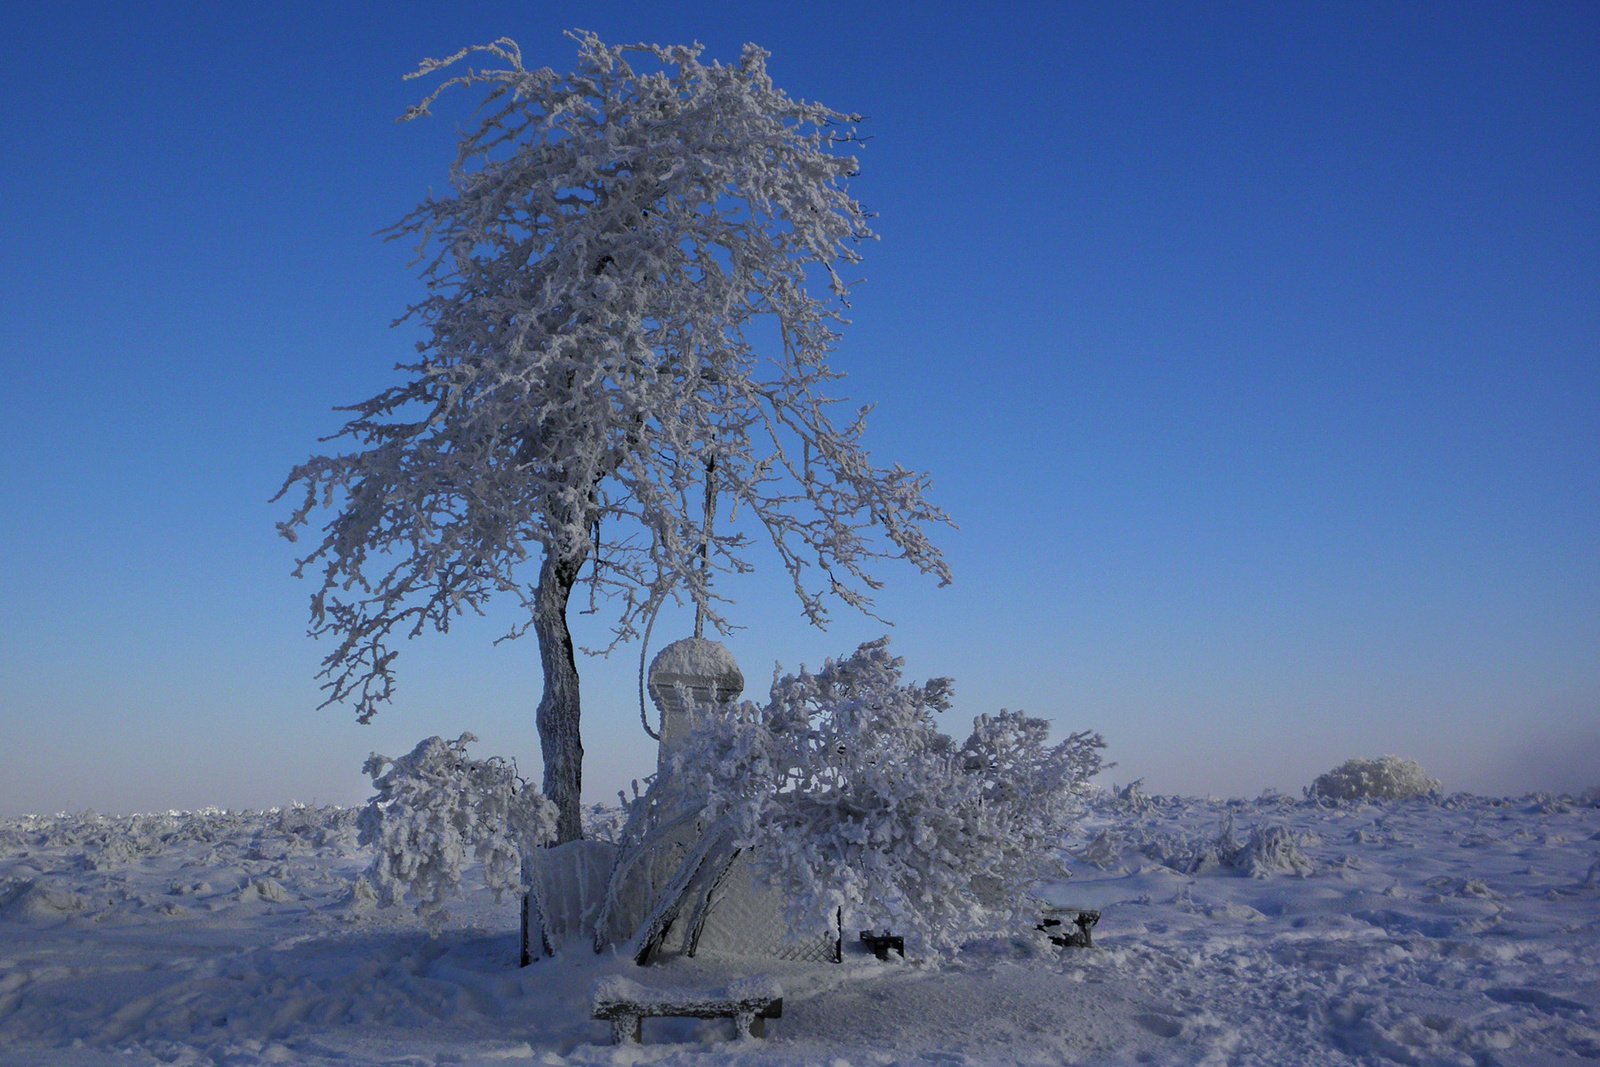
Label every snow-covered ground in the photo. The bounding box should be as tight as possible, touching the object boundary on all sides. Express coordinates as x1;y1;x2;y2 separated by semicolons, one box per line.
3;790;1598;1066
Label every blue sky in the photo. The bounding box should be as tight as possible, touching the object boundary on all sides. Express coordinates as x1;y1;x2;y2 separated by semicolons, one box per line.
1;1;1595;814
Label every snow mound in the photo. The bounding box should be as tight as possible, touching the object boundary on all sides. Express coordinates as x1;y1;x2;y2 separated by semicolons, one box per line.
0;879;91;922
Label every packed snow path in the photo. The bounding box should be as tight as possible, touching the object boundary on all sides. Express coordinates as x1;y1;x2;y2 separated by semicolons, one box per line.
2;794;1597;1065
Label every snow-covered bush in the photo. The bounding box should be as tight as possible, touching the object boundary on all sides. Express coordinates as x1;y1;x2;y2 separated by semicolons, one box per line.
1307;756;1441;802
1234;824;1316;878
1103;779;1157;815
358;734;557;932
638;638;1106;953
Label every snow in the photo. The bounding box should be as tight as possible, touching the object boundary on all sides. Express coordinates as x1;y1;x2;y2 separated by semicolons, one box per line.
3;792;1599;1065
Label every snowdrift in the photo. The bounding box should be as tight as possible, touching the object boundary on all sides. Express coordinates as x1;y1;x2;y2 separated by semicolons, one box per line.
2;793;1598;1065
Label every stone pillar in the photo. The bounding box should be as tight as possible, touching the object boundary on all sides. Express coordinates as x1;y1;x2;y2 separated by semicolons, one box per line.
647;637;744;774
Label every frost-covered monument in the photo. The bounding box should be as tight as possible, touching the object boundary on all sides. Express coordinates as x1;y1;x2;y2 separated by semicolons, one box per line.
522;636;841;966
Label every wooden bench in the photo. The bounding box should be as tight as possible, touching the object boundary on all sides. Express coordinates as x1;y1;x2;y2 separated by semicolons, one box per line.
592;975;783;1045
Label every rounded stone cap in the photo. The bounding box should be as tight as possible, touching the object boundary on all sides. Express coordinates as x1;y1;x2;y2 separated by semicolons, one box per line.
648;637;744;689
647;637;745;743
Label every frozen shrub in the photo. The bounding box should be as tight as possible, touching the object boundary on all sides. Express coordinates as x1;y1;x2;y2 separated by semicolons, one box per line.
1131;816;1314;878
358;733;557;932
628;638;1107;954
1104;779;1155;815
1072;828;1127;871
1135;816;1244;875
582;802;629;844
1235;824;1316;879
1307;756;1441;802
1530;792;1572;814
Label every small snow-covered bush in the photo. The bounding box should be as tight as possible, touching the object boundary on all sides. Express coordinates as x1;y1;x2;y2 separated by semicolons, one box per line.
1104;779;1156;815
359;733;557;932
1235;824;1316;878
649;637;1107;953
1307;756;1441;802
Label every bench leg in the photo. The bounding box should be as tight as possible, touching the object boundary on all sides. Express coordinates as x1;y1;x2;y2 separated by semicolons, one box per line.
611;1014;642;1045
734;1010;761;1039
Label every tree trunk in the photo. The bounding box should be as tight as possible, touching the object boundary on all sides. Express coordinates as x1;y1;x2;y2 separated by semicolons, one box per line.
534;546;588;844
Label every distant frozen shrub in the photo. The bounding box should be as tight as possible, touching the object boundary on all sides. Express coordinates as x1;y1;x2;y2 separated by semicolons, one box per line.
1071;828;1126;871
1134;816;1242;875
1235;824;1316;878
1254;787;1297;811
0;807;366;871
358;733;557;932
582;802;629;844
1307;756;1440;802
1131;815;1315;878
267;803;362;851
1530;792;1573;814
629;637;1107;954
1104;779;1156;815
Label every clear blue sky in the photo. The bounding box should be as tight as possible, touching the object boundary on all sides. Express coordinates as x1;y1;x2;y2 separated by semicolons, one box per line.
2;1;1595;814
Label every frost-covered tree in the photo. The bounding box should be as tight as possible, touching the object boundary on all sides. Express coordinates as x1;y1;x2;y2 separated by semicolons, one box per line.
602;638;1107;956
276;33;951;842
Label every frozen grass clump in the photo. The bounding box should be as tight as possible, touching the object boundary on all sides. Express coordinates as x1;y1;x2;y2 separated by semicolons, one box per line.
1103;779;1157;815
1307;756;1441;802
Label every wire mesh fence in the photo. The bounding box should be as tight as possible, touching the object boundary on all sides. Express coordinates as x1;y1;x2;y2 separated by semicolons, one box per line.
692;851;841;963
